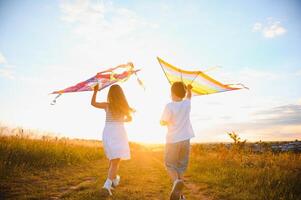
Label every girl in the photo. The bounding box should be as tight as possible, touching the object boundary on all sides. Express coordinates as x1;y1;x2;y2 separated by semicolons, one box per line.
91;84;133;196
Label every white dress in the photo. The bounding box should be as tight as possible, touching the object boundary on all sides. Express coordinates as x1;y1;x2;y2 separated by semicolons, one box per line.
102;108;130;160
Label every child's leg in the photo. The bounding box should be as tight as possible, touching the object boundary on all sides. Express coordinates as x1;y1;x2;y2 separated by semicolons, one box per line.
177;172;184;180
108;158;120;180
167;168;179;182
108;160;112;170
107;160;112;179
176;140;190;197
177;140;190;177
165;142;180;181
166;142;187;200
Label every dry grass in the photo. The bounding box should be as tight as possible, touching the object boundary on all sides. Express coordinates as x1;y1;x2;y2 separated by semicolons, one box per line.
188;144;301;200
0;128;104;178
0;126;300;200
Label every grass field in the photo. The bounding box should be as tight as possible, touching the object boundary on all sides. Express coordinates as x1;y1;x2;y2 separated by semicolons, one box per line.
0;128;300;200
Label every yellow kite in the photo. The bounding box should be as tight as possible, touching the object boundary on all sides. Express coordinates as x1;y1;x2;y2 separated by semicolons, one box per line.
157;57;248;95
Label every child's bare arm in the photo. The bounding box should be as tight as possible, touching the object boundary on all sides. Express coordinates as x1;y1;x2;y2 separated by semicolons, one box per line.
91;84;108;109
186;84;192;99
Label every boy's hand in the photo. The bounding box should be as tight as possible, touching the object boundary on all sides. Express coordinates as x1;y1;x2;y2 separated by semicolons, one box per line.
186;84;192;99
160;120;168;126
93;84;99;92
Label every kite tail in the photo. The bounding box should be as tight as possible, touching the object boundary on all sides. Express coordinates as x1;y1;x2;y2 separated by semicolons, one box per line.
50;94;62;105
237;83;249;90
135;72;145;90
227;83;249;90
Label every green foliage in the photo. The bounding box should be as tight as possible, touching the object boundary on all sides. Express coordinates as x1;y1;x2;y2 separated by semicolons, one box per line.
228;131;247;152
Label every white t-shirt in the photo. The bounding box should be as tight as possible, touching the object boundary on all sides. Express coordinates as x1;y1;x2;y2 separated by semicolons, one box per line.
161;99;195;143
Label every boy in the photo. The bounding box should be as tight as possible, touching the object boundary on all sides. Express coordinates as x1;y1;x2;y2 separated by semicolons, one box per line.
160;82;194;200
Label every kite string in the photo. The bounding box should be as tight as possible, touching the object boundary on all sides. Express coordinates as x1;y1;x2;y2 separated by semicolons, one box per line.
134;71;145;90
189;71;201;85
180;71;183;82
189;66;220;85
158;59;172;85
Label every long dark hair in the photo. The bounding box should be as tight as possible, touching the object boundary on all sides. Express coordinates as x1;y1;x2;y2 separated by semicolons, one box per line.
107;84;133;121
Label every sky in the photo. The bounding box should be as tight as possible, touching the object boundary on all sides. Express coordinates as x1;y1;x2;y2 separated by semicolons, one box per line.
0;0;301;143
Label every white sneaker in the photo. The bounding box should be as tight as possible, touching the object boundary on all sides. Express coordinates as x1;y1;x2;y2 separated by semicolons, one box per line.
112;175;120;187
102;179;113;196
170;179;184;200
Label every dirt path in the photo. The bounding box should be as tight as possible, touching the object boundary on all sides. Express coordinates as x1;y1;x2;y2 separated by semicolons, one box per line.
1;149;213;200
151;153;212;200
184;181;212;200
50;177;97;199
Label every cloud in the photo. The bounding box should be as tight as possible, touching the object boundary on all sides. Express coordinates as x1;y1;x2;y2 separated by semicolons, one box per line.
221;104;301;131
252;22;262;32
57;0;173;70
197;104;301;142
0;66;15;79
253;104;301;126
263;22;286;38
60;0;152;42
228;104;301;139
253;19;286;38
0;52;7;64
0;52;15;79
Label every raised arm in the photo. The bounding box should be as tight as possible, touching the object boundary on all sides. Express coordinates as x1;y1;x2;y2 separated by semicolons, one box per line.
91;84;108;109
186;84;192;99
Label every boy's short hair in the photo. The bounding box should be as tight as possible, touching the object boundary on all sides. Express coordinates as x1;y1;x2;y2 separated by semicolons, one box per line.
171;82;186;98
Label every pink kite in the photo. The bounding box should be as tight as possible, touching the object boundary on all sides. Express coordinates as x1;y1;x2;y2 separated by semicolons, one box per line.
50;63;143;105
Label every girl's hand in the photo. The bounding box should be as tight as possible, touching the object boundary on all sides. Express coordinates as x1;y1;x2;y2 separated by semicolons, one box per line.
93;84;99;92
160;120;168;126
127;62;134;67
187;84;193;90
